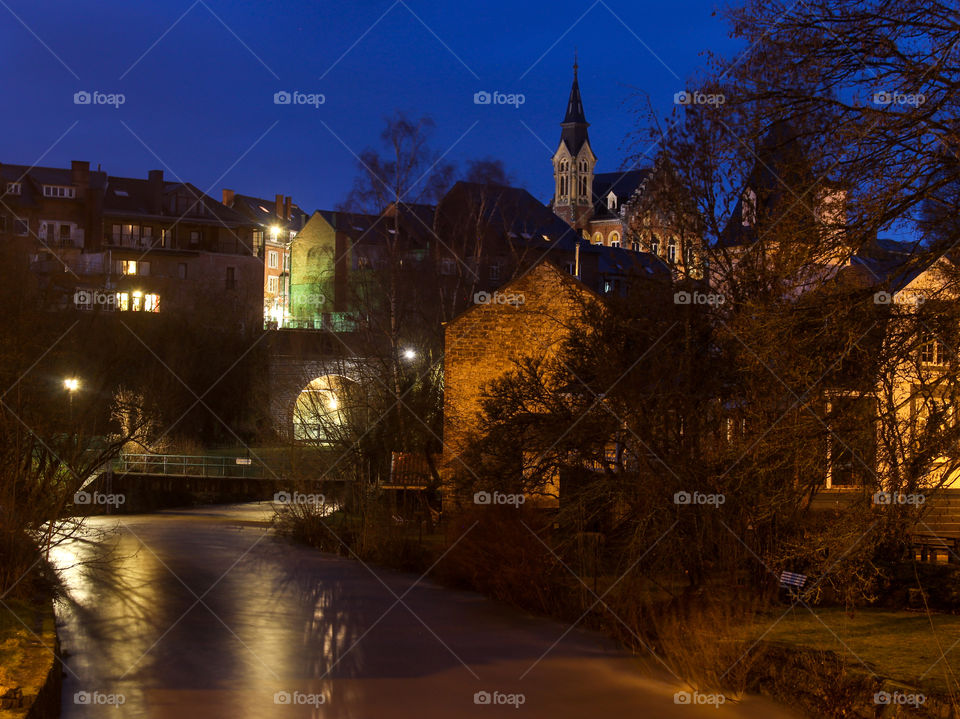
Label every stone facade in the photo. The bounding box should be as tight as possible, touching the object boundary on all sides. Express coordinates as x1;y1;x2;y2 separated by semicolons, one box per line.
442;261;598;508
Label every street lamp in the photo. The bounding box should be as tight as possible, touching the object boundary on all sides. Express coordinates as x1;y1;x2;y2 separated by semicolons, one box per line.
64;377;80;424
403;349;417;361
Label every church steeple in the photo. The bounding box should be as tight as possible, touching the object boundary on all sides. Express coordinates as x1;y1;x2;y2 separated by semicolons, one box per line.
553;55;597;231
560;56;590;154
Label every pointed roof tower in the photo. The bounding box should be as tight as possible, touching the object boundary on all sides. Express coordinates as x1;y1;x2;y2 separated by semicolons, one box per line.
559;55;590;155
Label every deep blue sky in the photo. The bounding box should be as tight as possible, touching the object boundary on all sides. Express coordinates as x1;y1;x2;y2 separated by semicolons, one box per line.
1;0;739;212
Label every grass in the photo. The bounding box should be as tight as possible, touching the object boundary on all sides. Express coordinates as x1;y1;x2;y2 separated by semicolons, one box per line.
751;606;960;694
0;598;57;718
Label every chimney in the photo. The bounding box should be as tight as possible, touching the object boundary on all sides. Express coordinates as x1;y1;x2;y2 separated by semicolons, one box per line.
71;160;90;191
148;170;163;214
284;196;291;221
222;188;235;207
275;194;283;220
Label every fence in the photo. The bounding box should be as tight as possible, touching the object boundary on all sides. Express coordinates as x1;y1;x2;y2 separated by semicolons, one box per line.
113;454;272;479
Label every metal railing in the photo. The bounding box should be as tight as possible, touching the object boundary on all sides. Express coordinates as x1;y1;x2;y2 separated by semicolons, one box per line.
113;453;271;479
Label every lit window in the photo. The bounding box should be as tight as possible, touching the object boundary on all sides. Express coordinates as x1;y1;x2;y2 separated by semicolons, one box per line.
609;231;621;248
121;260;137;275
132;291;143;312
667;238;677;262
267;276;279;293
651;234;660;255
117;292;130;311
43;185;76;199
593;232;602;244
268;250;279;269
144;294;160;312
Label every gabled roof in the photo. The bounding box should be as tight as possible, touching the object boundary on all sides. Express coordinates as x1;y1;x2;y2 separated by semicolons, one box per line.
590;169;652;220
0;163;107;207
230;193;308;230
103;177;252;226
438;181;582;248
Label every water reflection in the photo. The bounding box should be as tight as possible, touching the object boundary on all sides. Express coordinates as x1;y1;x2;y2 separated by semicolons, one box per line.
54;504;801;719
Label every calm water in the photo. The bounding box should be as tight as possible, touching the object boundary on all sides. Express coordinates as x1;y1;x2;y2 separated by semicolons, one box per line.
53;504;802;718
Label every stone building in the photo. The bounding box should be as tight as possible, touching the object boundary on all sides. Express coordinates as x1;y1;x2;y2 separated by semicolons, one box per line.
442;260;599;508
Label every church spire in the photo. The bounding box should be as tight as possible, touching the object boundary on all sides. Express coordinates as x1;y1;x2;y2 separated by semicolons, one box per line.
560;55;590;155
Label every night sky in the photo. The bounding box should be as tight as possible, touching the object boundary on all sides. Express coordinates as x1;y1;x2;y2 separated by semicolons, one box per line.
1;0;740;211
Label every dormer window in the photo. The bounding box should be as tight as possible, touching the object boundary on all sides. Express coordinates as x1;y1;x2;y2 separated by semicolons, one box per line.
6;182;21;196
43;185;75;199
607;193;617;210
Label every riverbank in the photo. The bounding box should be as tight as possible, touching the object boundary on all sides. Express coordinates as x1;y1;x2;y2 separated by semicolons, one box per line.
0;598;59;719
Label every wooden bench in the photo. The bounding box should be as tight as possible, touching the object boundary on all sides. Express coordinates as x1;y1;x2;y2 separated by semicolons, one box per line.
911;534;960;563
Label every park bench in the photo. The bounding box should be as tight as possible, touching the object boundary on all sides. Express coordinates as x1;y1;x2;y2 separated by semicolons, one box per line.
910;534;960;563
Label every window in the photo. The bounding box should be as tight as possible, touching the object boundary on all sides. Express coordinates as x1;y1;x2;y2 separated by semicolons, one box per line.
43;185;76;199
267;276;279;293
489;262;501;281
142;226;153;244
920;339;945;366
283;253;290;271
144;294;160;312
117;292;129;311
592;232;602;244
131;291;143;312
189;230;200;245
252;229;264;250
608;193;617;210
6;182;21;196
631;240;640;252
650;234;660;255
38;222;48;240
161;228;169;247
558;160;569;197
684;244;694;267
226;266;236;289
14;218;27;236
667;238;677;263
120;260;138;275
111;224;140;246
59;224;71;244
609;231;621;248
440;258;455;275
139;261;150;276
177;263;187;279
268;250;279;269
